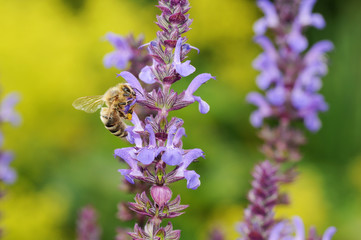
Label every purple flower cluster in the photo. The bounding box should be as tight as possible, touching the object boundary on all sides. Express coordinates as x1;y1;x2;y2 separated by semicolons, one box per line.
0;92;20;184
115;0;213;191
247;0;333;132
108;0;213;238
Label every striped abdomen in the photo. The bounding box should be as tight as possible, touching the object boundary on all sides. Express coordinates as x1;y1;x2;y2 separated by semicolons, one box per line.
100;108;127;138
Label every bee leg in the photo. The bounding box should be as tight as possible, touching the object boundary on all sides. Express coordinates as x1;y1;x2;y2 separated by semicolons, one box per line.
100;107;115;127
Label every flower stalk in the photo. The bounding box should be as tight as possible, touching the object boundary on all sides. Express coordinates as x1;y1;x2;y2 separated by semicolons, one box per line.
239;0;335;239
111;0;213;239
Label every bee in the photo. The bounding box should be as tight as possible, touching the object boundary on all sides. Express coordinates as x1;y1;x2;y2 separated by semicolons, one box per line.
72;83;136;138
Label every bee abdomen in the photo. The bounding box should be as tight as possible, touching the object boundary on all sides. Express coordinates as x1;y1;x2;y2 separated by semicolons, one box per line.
103;118;127;138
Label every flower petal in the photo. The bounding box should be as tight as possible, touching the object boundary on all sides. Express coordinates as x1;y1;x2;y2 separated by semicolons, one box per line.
105;32;128;49
184;170;200;189
266;86;285;106
118;169;135;184
304;112;321;132
292;216;305;240
253;18;268;35
184;73;215;102
145;124;156;147
257;0;279;28
117;71;145;100
288;22;308;53
175;60;196;77
1;93;21;126
139;66;156;84
137;148;157;165
322;226;336;240
173;127;186;146
193;96;210;114
162;148;183;166
269;221;286;240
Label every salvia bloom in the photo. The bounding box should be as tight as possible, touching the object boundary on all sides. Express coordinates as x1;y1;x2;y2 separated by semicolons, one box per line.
112;0;213;238
248;0;333;132
0;92;20;184
269;216;336;240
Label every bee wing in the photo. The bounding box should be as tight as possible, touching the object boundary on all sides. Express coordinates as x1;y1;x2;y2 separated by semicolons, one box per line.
72;95;105;113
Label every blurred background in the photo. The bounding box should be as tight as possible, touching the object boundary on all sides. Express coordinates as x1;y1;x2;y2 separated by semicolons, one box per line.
0;0;360;239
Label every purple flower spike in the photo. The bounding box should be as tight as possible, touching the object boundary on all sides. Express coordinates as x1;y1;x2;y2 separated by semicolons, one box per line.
109;0;214;236
0;93;21;126
103;32;132;69
174;38;196;77
249;0;332;132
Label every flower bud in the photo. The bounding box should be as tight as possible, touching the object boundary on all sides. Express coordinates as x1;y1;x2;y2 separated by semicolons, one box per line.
150;185;172;207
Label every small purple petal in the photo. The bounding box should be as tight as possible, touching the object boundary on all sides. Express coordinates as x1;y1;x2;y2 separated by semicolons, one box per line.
250;110;264;127
257;0;279;28
304;112;321;132
137;148;156;165
298;0;325;28
181;149;204;169
253;18;268;35
288;22;308;53
184;170;200;189
184;73;215;102
193;96;210;114
269;221;286;240
131;113;144;132
266;86;285;106
310;13;325;29
254;36;278;61
173;127;186;146
304;40;334;65
118;71;146;100
0;93;21;126
174;38;196;77
175;60;196;77
166;125;178;148
0;151;14;164
293;216;305;240
118;169;135;184
322;227;336;240
139;66;156;84
162;148;182;166
292;88;310;109
105;32;128;49
145;124;156;147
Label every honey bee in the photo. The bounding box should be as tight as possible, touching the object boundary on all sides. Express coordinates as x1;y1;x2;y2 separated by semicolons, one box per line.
72;83;136;138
